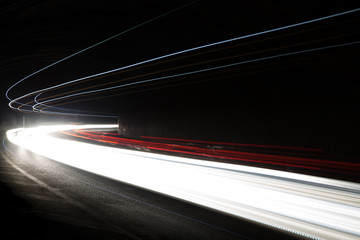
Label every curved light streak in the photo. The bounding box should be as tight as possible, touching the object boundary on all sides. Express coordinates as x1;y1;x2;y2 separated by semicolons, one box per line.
6;125;360;240
33;93;117;118
63;129;360;181
33;41;360;112
33;31;357;113
6;0;198;111
8;7;360;116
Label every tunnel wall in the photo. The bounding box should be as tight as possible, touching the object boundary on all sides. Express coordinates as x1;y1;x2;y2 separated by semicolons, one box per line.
117;105;360;157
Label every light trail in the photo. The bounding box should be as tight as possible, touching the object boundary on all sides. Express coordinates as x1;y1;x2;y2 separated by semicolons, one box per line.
7;7;360;116
61;129;360;182
32;92;117;118
5;0;198;115
31;40;360;113
29;21;360;116
31;30;360;115
140;135;324;152
6;125;360;240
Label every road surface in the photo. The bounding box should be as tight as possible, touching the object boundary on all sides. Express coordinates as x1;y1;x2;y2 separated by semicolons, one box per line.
2;125;360;239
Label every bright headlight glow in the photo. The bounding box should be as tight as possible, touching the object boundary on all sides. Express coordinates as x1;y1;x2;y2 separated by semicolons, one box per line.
6;125;360;240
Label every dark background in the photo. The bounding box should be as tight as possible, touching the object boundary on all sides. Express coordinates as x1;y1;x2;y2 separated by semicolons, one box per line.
1;1;360;156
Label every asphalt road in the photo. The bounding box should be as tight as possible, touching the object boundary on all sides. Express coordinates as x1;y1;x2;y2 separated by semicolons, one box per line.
0;134;303;240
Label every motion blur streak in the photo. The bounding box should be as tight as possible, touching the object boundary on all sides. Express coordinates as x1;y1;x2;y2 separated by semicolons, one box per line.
62;129;360;179
8;8;360;116
6;125;360;240
140;135;324;152
31;40;360;113
5;0;198;105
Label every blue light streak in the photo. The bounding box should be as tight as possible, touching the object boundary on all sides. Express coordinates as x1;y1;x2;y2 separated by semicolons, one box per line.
33;41;360;113
8;7;360;117
33;93;117;118
6;0;198;111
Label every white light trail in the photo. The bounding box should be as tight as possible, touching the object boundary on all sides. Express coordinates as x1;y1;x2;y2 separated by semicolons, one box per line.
6;125;360;240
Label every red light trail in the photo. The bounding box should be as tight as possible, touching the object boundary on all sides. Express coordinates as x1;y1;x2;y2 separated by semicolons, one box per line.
62;129;360;182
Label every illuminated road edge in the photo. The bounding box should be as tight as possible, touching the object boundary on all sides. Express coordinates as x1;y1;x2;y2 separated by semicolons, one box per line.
6;125;360;240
